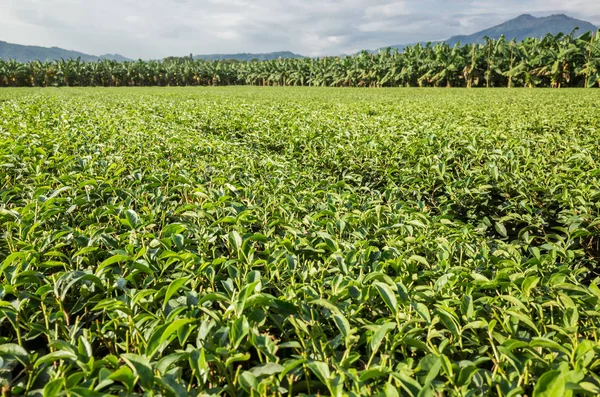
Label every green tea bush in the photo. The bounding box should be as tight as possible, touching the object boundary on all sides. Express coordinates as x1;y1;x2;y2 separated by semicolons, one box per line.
0;87;599;396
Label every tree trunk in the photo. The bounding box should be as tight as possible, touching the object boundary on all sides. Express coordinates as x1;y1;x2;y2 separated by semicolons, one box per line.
585;32;594;88
486;42;491;88
508;44;514;89
468;44;475;89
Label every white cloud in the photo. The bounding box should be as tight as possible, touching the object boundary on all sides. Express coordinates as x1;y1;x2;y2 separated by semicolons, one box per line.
365;1;408;18
0;0;597;59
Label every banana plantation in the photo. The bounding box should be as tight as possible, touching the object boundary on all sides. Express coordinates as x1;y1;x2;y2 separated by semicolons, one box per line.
1;31;599;88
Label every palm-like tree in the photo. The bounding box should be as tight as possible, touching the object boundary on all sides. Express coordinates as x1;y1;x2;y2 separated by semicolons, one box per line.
428;43;464;87
535;32;584;87
505;38;544;88
1;30;598;88
577;31;600;88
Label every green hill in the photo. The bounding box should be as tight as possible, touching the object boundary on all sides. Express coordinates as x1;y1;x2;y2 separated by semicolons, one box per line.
445;14;597;45
0;40;130;62
193;51;304;61
379;14;597;52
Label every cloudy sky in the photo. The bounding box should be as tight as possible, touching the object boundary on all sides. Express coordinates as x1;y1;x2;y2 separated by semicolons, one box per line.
1;0;598;58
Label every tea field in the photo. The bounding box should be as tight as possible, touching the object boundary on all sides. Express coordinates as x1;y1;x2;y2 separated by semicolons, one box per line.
1;87;600;396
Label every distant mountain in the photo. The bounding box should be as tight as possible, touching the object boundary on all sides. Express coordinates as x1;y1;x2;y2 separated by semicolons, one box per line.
379;14;598;52
97;53;131;62
193;51;305;61
446;14;597;45
2;13;598;63
371;42;436;54
0;40;131;62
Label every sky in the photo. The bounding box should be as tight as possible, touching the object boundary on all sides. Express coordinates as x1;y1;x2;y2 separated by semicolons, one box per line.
0;0;599;59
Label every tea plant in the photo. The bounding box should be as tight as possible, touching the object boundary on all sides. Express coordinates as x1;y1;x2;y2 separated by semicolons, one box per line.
0;87;600;396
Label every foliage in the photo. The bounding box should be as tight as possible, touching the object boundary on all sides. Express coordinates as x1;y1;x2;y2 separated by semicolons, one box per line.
0;87;600;396
1;31;600;88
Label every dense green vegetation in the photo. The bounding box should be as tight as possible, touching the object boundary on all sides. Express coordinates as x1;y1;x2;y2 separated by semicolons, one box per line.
1;31;599;88
1;87;600;396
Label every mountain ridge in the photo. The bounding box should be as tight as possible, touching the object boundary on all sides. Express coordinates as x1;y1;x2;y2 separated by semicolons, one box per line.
0;40;130;63
193;51;304;61
371;14;598;52
1;13;598;62
378;14;598;52
445;13;597;46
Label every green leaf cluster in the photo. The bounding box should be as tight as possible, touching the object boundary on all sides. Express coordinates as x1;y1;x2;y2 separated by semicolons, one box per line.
0;87;599;396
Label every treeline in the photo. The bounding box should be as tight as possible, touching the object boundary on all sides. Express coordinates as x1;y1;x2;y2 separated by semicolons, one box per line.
1;31;599;88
